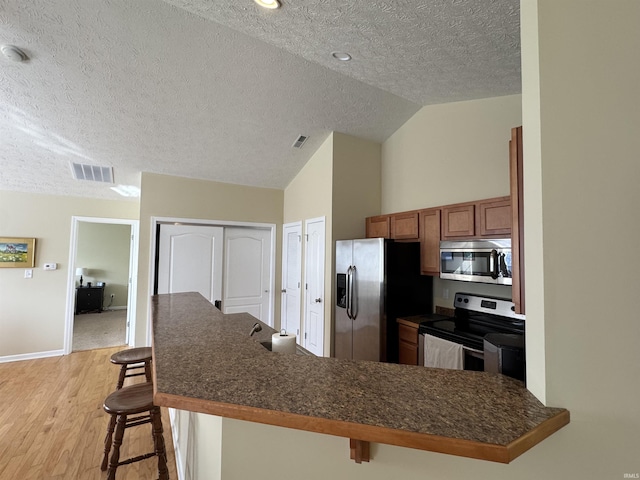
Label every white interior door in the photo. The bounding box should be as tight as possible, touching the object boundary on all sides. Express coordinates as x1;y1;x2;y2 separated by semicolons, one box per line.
157;225;224;304
304;217;325;356
223;227;273;325
281;222;302;340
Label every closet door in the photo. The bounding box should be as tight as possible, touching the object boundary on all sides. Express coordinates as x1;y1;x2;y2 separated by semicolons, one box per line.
223;227;273;325
157;224;223;304
281;222;302;339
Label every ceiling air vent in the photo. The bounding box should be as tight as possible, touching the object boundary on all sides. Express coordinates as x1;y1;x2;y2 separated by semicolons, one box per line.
292;135;309;149
70;162;114;183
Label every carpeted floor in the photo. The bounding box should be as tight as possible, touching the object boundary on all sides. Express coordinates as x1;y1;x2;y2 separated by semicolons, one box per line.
72;309;127;351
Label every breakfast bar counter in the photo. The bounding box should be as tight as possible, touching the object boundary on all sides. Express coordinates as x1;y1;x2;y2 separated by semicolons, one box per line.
151;292;569;464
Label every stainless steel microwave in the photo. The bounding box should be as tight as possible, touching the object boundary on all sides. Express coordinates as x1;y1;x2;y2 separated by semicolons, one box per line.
439;239;512;285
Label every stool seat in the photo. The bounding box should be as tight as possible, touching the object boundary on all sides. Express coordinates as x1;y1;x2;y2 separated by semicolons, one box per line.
110;346;152;365
104;382;154;416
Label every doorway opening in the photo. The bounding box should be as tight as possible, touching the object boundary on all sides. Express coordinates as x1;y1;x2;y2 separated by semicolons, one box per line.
65;217;139;354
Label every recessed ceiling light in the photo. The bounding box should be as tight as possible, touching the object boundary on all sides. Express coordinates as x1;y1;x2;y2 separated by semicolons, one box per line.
1;45;29;62
331;52;352;62
254;0;281;9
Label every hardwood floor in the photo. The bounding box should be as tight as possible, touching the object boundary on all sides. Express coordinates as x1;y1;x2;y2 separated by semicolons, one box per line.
0;347;178;479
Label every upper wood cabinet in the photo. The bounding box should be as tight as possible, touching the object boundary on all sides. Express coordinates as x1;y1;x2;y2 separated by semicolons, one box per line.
510;126;525;314
390;212;419;240
442;204;475;239
419;208;441;275
477;196;511;237
366;215;390;238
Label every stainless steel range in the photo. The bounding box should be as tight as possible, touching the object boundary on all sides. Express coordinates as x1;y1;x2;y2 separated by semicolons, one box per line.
418;293;526;381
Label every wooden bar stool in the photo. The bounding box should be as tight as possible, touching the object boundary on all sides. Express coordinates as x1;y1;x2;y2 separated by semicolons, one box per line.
110;346;153;390
102;382;169;480
101;346;153;471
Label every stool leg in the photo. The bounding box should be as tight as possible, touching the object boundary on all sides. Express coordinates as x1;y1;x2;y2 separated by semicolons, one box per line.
107;413;127;480
144;360;152;382
150;406;169;480
116;364;127;390
101;413;117;471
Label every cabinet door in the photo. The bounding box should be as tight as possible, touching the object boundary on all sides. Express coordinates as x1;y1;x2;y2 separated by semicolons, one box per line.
477;197;511;237
398;323;419;366
510;126;525;314
419;208;441;275
391;212;419;240
442;205;475;238
365;215;390;238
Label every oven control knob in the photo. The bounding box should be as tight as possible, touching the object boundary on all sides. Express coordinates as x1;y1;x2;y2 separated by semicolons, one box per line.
457;297;462;302
464;298;469;303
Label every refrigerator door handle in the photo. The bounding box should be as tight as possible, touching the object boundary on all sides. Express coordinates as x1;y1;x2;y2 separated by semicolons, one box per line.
349;265;357;320
346;266;353;319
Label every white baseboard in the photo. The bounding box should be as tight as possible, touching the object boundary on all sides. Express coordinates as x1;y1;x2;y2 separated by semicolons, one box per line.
0;349;64;364
103;306;127;311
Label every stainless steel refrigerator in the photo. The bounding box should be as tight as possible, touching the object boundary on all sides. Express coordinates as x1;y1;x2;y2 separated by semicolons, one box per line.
334;238;432;362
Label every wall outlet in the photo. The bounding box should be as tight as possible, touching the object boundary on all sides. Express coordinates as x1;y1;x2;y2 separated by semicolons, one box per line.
24;269;33;279
43;263;57;271
442;288;449;299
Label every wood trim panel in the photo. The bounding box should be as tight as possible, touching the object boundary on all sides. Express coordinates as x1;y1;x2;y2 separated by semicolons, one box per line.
477;197;511;237
365;215;390;238
510;126;525;314
442;204;475;238
153;390;570;464
419;208;441;275
390;211;419;240
350;439;370;463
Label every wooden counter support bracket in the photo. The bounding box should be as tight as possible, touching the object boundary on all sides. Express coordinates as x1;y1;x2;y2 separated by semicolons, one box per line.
350;439;370;464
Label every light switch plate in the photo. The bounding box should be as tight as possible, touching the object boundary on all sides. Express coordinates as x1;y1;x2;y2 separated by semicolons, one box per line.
24;269;33;279
43;263;57;270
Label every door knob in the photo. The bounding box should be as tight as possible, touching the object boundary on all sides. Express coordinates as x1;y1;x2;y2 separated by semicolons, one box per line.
315;298;322;303
281;289;287;293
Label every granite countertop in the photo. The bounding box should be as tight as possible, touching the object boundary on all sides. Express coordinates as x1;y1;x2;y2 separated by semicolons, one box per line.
151;292;569;463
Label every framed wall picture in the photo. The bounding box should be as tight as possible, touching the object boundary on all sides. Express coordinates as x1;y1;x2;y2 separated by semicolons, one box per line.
0;237;36;268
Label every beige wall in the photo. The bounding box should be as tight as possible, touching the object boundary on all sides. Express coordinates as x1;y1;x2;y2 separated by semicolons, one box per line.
135;173;284;346
381;95;522;213
331;132;382;241
283;132;382;356
76;222;130;308
0;191;138;358
283;134;334;355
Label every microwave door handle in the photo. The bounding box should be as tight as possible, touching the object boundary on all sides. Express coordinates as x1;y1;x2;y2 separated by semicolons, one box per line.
490;249;499;279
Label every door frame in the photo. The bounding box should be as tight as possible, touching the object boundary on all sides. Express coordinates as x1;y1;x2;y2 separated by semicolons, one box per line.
148;217;276;345
64;216;139;354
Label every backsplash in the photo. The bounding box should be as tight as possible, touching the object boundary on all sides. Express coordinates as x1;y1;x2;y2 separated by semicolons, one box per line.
435;306;455;317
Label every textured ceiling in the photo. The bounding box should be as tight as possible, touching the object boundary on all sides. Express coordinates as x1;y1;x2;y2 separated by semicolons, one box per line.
0;0;520;200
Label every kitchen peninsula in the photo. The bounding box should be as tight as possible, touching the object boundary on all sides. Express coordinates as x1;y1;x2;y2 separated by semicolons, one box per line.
151;292;569;464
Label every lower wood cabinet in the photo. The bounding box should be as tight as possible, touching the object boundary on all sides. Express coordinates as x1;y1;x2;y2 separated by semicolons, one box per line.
397;320;419;365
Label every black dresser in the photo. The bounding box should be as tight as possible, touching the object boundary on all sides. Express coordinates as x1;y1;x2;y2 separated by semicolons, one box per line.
75;286;104;314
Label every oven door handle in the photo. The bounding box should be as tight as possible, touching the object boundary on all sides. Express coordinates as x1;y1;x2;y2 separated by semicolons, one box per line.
489;249;499;279
462;345;484;355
